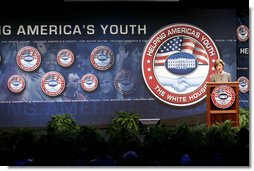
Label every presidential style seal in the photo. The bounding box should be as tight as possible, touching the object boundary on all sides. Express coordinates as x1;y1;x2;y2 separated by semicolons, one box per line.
16;46;41;72
7;75;26;93
81;73;98;92
114;70;137;95
238;76;249;93
211;85;236;109
41;71;65;97
90;46;115;70
57;49;75;67
236;25;249;42
142;23;220;106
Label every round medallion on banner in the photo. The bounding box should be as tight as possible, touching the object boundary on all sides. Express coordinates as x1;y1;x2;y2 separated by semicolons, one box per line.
16;46;41;72
7;75;26;93
57;49;75;67
90;46;115;70
142;23;220;106
81;74;98;92
211;85;235;109
41;71;65;97
238;76;249;93
236;25;249;42
114;70;138;95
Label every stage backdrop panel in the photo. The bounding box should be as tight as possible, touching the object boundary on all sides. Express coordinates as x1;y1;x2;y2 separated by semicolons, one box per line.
0;5;248;127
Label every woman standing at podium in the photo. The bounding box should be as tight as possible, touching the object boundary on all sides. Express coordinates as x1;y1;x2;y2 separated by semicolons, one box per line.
210;59;232;82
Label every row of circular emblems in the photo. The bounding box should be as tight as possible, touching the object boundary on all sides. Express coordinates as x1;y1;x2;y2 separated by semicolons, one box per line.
76;70;138;95
16;46;115;72
80;70;138;95
7;72;97;96
142;23;220;106
8;70;137;97
16;47;75;72
41;72;100;96
7;72;96;96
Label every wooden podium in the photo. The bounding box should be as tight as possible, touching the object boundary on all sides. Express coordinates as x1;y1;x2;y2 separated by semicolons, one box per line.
206;82;239;127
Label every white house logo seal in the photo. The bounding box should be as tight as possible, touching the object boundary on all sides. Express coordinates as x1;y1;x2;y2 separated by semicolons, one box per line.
16;46;41;72
142;23;220;106
81;73;98;92
114;70;137;95
236;25;249;42
238;76;249;93
90;46;115;70
41;71;65;96
211;85;235;109
7;75;26;93
57;49;75;67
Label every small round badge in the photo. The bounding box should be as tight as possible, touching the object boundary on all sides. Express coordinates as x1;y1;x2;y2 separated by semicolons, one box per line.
238;76;249;93
57;49;75;67
90;46;115;70
41;71;65;97
16;46;41;72
236;25;249;42
114;70;137;95
81;74;98;92
211;85;235;109
7;75;26;93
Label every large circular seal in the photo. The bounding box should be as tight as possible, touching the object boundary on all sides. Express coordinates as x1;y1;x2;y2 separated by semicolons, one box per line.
142;23;220;106
211;85;235;109
81;73;98;92
90;46;115;70
16;46;41;72
7;75;26;93
57;49;75;67
41;71;65;97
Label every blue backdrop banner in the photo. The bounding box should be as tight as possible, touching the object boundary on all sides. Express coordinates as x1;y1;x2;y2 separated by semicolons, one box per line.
0;7;248;127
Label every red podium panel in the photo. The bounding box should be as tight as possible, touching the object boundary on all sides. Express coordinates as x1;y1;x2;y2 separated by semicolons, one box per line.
206;82;239;127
